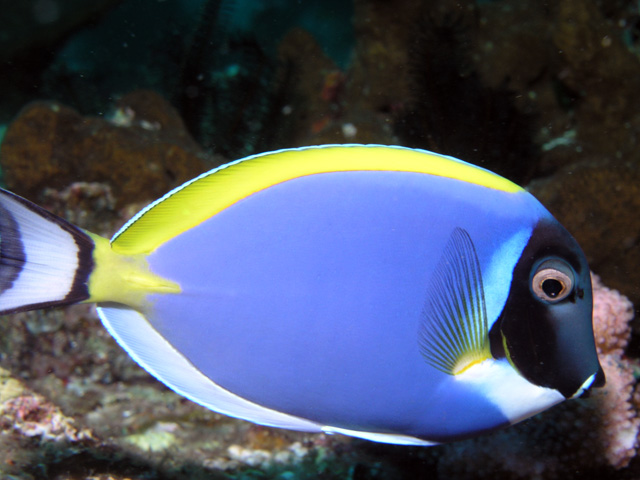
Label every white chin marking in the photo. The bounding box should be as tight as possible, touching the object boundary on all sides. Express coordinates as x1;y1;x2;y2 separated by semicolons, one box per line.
571;373;595;399
456;359;565;425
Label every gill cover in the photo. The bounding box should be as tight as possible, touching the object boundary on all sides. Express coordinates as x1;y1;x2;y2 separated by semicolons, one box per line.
491;218;605;398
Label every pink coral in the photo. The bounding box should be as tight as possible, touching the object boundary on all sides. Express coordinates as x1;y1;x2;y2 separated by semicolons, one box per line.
600;354;638;468
0;393;93;442
590;274;638;468
592;274;633;357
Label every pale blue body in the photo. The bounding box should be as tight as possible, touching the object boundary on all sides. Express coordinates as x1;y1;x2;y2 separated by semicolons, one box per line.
0;144;602;444
144;170;549;441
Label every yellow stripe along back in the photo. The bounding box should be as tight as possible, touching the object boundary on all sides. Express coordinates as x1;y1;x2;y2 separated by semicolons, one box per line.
111;145;523;255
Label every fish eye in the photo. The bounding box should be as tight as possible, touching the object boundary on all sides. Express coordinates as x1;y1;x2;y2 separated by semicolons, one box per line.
531;259;575;303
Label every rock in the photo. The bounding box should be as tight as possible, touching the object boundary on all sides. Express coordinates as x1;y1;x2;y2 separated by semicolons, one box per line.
0;90;215;208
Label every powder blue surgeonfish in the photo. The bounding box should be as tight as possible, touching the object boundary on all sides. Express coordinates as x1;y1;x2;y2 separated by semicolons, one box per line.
0;144;604;444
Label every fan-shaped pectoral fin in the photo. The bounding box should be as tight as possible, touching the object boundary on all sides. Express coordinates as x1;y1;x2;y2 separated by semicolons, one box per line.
419;228;492;375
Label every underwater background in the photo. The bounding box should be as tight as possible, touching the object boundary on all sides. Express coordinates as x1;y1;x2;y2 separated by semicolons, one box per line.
0;0;639;478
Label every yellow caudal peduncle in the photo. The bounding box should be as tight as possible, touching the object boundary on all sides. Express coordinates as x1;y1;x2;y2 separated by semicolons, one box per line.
85;232;181;310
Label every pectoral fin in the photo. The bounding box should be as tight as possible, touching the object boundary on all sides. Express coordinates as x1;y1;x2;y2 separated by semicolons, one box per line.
419;228;491;375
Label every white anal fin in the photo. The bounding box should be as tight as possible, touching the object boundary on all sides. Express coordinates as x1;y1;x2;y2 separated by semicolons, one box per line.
322;426;437;445
97;304;323;432
98;305;442;445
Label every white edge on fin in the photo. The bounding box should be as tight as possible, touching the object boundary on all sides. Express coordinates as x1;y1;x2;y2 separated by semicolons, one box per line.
97;305;440;445
322;426;438;446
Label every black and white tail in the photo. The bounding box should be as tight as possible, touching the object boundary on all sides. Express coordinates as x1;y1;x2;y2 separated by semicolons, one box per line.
0;189;94;314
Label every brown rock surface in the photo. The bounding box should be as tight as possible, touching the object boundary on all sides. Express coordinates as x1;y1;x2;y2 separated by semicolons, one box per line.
0;90;213;207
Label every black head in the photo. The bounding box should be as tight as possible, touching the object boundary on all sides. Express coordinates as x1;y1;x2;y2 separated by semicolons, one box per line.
489;218;605;398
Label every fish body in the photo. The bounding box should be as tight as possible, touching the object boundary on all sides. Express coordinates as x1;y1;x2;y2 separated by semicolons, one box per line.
0;145;604;444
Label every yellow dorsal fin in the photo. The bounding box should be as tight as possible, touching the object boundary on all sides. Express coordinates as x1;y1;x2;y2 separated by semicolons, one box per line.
111;145;522;255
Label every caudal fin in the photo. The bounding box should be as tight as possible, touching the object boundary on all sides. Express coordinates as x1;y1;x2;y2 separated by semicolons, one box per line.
0;189;94;314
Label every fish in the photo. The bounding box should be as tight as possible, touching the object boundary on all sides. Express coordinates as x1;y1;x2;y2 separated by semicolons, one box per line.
0;144;604;445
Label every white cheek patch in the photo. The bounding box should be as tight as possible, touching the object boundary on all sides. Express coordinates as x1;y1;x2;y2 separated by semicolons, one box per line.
456;359;565;425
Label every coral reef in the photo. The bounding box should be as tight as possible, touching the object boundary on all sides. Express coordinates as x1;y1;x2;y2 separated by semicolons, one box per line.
0;91;215;208
41;182;116;232
593;274;635;358
0;391;93;444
